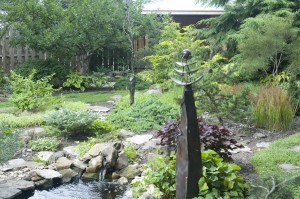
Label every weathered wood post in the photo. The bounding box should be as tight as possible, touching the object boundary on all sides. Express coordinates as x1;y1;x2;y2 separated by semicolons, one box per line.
171;49;209;199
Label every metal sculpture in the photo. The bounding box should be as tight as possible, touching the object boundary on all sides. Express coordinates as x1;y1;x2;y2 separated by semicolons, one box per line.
171;49;209;199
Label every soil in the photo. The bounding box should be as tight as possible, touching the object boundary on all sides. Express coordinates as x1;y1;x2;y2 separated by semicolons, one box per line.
226;116;300;182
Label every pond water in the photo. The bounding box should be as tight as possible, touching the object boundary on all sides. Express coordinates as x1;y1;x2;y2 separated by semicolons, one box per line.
27;180;128;199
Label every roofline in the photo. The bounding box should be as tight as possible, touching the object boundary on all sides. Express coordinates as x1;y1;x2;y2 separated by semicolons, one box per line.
142;10;224;15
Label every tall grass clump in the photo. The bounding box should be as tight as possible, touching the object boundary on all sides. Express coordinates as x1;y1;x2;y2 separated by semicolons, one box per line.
252;84;295;131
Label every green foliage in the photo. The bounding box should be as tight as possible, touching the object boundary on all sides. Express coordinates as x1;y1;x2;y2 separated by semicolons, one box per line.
0;113;45;128
114;75;150;90
45;109;98;136
0;122;20;165
29;137;60;151
90;119;113;137
252;84;295;131
14;59;69;86
9;70;59;111
75;137;96;158
58;101;88;112
88;72;108;88
235;14;299;77
194;150;249;199
63;72;90;91
252;133;300;198
132;153;176;199
107;94;179;132
124;142;138;162
132;150;249;199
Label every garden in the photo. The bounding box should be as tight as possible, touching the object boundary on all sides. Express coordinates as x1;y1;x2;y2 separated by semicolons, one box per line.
0;0;300;199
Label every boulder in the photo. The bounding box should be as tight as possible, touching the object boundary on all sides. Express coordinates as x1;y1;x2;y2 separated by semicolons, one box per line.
126;134;153;145
4;179;34;191
59;169;78;183
111;172;120;179
116;152;129;170
72;159;88;170
34;179;54;190
81;173;98;181
37;151;54;162
63;146;80;157
0;185;22;199
117;177;128;185
48;151;67;164
53;157;73;170
119;164;141;179
34;169;62;179
83;143;118;167
0;159;42;172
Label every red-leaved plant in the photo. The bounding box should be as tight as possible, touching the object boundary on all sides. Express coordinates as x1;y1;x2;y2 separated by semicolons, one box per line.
157;118;243;160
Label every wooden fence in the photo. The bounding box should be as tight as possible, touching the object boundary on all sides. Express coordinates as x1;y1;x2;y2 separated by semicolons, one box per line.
0;28;148;74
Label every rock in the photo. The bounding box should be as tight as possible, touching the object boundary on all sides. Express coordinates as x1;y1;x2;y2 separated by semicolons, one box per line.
110;95;122;102
83;143;118;167
119;129;134;137
4;179;35;191
279;163;300;172
0;159;42;172
72;159;88;170
59;169;78;183
0;185;22;199
111;172;120;179
253;133;267;139
34;179;54;190
256;142;271;148
86;155;104;173
63;146;80;157
81;173;98;181
119;164;141;179
53;157;73;170
37;151;55;162
292;146;300;152
229;146;252;154
139;192;156;199
117;177;128;185
34;169;62;179
116;152;129;170
19;127;47;144
88;105;111;113
126;134;153;145
141;138;160;150
145;88;162;95
48;151;67;164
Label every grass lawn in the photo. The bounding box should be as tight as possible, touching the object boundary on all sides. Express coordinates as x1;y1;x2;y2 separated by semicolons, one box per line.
251;133;300;198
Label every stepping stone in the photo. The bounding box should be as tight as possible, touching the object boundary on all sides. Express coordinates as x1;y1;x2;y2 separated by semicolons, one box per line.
256;142;271;148
279;163;300;172
126;134;153;145
88;105;110;112
292;146;300;152
35;169;62;179
229;146;252;154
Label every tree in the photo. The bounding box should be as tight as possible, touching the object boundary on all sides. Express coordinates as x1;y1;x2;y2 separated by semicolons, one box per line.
235;14;299;76
0;0;127;72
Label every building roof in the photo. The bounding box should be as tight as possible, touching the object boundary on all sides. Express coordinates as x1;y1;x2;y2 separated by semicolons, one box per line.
143;0;224;15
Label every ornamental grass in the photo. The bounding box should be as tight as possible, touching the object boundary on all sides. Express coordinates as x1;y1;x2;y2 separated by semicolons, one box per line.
252;84;295;131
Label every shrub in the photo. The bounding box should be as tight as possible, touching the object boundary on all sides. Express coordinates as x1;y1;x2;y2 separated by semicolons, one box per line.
14;59;69;86
87;72;109;88
158;118;243;160
29;137;60;151
90;119;113;137
75;137;96;158
107;94;179;132
45;109;98;136
132;150;249;199
0;113;45;128
9;70;59;111
63;72;90;91
124;142;138;162
114;75;150;90
0;122;20;165
194;150;249;199
252;84;295;131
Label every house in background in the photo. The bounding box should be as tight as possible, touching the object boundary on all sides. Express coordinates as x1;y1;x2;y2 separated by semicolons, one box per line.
143;0;224;27
134;0;224;50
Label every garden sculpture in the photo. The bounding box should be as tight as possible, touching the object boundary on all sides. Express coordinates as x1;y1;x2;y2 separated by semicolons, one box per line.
171;49;210;198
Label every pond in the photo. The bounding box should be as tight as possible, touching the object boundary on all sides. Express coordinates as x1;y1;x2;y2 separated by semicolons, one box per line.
25;180;129;199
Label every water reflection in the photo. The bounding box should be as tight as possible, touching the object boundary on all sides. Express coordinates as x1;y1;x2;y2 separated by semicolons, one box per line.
29;180;127;199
